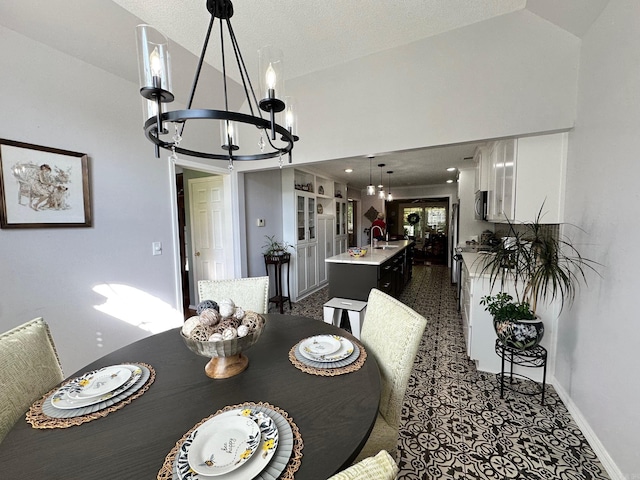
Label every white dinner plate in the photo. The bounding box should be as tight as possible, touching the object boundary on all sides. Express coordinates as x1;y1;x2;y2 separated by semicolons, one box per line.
49;364;142;410
43;364;147;418
174;405;292;480
299;336;354;363
296;342;360;369
200;409;279;480
187;415;260;476
67;366;132;399
300;335;342;357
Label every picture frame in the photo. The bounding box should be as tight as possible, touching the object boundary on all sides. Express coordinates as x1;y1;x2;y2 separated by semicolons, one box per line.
0;139;91;228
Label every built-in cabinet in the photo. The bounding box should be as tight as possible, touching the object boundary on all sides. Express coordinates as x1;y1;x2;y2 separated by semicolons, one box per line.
295;243;317;297
460;253;557;382
481;132;568;224
296;192;316;242
474;145;491;192
317;215;334;285
282;168;350;301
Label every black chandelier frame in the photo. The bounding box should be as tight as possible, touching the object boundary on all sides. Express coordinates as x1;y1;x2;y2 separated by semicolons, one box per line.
140;0;297;162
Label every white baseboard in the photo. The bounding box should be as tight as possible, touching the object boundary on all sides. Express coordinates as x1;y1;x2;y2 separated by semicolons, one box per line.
551;377;625;480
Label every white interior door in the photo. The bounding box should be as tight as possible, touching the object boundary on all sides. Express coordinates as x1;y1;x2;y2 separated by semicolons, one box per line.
189;176;227;286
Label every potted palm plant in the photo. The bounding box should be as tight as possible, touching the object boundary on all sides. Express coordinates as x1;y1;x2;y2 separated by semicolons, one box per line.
478;206;600;350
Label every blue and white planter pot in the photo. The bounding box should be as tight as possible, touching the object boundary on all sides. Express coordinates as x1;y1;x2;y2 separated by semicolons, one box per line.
493;317;544;350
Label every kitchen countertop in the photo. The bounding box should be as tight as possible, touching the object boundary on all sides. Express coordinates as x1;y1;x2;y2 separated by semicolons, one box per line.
461;252;495;277
325;240;413;266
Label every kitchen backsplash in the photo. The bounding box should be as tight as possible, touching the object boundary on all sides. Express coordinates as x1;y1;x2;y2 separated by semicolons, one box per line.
493;223;559;241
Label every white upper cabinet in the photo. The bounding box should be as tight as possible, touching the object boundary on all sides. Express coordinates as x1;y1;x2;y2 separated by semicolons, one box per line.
486;132;567;224
474;145;491;192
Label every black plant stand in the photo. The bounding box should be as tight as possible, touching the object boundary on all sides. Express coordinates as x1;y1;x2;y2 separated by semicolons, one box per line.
264;253;292;314
495;339;548;405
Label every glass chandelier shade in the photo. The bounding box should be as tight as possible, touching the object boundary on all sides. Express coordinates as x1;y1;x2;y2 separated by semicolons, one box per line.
135;0;297;163
367;156;375;195
387;171;393;201
378;163;385;198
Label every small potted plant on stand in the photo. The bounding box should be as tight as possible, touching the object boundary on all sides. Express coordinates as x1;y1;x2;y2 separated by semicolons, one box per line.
262;235;292;261
478;207;600;350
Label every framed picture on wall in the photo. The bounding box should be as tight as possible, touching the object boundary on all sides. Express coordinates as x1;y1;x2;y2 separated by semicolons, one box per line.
0;139;91;228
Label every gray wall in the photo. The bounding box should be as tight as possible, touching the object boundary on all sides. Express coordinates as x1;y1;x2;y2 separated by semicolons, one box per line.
559;0;639;475
243;170;284;280
0;25;179;374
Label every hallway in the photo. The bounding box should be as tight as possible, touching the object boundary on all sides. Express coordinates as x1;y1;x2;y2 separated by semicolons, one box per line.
288;265;609;479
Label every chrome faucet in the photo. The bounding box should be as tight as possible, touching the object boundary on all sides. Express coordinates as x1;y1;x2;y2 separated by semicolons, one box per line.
371;225;384;250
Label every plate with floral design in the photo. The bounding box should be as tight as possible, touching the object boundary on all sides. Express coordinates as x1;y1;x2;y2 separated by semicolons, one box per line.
175;406;288;480
299;336;354;363
300;335;342;357
187;415;260;476
50;364;141;409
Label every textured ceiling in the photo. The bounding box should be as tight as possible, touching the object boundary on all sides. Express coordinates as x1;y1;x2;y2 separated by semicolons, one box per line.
110;0;526;81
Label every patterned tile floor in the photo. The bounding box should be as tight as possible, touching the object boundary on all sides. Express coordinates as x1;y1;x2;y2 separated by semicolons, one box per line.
284;265;610;480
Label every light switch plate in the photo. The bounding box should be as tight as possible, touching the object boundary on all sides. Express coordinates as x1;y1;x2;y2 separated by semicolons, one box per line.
257;218;265;227
152;242;162;255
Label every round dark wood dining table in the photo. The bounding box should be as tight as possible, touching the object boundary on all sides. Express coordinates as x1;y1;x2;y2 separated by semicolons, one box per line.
0;314;381;479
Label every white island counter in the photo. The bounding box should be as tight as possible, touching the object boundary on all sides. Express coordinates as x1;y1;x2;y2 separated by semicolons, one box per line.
325;240;413;266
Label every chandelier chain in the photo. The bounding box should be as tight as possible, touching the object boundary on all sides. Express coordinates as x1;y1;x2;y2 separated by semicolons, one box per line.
225;18;261;119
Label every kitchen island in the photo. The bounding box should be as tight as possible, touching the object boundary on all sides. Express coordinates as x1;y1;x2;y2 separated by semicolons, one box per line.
326;240;414;301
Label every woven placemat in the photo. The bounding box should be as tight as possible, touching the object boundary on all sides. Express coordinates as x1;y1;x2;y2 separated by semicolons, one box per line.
288;339;367;376
157;401;303;480
26;362;155;429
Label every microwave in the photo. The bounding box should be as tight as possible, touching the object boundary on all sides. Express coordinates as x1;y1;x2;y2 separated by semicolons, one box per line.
475;191;487;221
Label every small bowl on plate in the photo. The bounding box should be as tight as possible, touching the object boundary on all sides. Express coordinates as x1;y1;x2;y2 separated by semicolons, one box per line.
348;247;368;258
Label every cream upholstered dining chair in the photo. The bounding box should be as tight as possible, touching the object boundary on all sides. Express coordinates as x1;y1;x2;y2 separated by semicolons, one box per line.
354;288;427;463
328;450;399;480
0;318;64;443
198;276;270;314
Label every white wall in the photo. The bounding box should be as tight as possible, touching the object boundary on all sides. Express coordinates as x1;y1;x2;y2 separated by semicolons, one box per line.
282;10;580;166
558;0;640;476
0;26;180;374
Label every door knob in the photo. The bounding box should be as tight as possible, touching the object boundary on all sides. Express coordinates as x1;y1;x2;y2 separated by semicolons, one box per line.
195;251;201;256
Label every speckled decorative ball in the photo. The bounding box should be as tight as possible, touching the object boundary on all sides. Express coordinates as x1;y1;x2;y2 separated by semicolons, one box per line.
182;316;201;337
233;307;246;321
208;332;224;342
189;323;215;342
241;311;262;331
215;317;240;334
237;325;250;338
199;308;221;326
222;327;238;340
196;300;219;314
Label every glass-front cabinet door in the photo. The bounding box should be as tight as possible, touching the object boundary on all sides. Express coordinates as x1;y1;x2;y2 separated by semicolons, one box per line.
297;195;306;241
308;197;316;241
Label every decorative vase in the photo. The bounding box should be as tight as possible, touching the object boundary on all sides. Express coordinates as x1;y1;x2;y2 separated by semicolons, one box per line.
181;313;265;379
493;317;544;350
